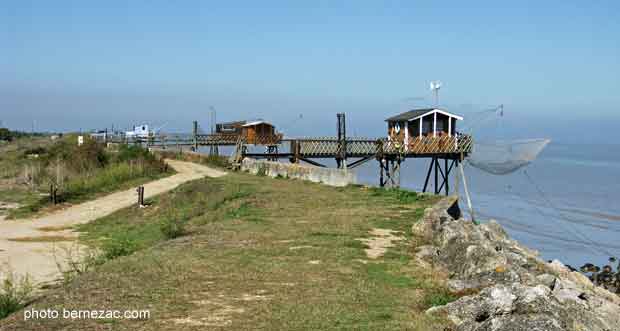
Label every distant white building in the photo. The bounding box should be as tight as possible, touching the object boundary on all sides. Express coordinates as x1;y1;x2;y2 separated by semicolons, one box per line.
125;125;150;138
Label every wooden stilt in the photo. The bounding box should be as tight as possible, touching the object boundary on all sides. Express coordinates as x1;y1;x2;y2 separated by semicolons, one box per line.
379;159;385;187
434;157;439;194
444;158;449;196
423;157;434;193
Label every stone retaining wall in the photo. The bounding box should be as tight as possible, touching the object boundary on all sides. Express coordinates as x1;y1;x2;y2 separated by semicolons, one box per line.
241;158;356;187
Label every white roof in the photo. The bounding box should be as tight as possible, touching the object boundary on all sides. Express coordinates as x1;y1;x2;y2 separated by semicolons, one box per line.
409;108;463;121
242;120;273;127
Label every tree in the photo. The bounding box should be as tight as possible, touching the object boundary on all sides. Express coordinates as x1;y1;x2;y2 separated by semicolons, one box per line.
0;128;12;141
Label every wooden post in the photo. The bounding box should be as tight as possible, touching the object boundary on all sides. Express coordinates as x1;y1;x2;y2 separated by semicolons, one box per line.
423;157;434;193
294;140;300;163
434;157;439;194
137;186;145;207
337;113;347;169
444;158;449;196
379;159;384;187
50;184;58;204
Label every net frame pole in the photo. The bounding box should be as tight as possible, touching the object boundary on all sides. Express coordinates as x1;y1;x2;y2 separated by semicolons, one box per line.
459;161;475;222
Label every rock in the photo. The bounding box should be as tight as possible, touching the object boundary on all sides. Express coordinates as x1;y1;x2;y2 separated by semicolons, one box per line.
536;273;557;289
416;197;620;331
415;245;439;260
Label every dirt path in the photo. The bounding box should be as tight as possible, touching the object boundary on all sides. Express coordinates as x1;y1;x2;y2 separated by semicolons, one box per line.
0;159;226;286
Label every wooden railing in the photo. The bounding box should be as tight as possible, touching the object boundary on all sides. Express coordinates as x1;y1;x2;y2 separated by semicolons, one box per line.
112;133;472;156
405;134;472;154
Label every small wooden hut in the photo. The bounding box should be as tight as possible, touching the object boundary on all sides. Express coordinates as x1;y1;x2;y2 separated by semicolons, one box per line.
385;108;463;141
241;120;278;144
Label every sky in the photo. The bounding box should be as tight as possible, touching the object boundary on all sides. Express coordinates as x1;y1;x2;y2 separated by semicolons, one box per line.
2;1;619;142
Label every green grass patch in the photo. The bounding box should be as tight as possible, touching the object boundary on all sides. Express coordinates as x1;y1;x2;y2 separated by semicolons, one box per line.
2;171;453;330
369;187;424;204
423;289;458;308
365;262;418;288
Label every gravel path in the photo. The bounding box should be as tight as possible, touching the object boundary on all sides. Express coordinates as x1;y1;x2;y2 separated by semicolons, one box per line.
0;159;226;286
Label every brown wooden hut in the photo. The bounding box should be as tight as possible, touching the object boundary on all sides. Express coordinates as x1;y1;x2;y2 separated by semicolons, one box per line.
241;120;279;144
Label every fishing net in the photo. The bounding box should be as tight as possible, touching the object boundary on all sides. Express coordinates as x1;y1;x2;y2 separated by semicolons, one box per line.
466;139;551;175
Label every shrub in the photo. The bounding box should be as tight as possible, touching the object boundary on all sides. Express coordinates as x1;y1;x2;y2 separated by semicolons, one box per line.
53;243;101;286
256;163;268;176
423;290;456;308
0;271;33;319
201;155;229;168
160;214;188;239
101;235;138;260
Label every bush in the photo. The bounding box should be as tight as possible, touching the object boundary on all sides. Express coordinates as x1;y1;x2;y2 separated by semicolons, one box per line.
256;163;268;176
44;136;108;174
53;243;101;286
101;235;138;260
423;290;456;308
160;214;188;239
0;271;33;319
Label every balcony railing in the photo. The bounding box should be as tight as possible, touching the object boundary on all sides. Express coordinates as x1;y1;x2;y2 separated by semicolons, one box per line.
382;134;473;155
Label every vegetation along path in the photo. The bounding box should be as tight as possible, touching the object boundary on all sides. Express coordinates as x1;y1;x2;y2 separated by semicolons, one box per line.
2;166;457;330
0;159;226;286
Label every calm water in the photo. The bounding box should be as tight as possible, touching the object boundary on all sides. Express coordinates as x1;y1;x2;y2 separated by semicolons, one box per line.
354;143;620;269
199;142;620;269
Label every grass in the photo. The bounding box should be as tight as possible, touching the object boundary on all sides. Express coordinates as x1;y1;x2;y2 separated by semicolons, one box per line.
2;170;453;330
0;137;172;219
423;290;458;308
0;271;33;319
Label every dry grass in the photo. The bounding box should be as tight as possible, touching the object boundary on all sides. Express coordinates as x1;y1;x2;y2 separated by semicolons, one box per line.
2;171;452;330
35;225;75;232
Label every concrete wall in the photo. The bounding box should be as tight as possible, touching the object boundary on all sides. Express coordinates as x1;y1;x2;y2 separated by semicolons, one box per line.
241;158;356;187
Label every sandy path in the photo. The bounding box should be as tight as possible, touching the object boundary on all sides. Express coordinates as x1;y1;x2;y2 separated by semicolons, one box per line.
0;159;226;286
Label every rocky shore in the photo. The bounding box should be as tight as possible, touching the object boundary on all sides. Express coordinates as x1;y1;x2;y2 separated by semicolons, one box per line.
414;197;620;331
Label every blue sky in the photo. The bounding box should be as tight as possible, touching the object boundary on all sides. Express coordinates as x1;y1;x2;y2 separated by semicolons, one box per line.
2;1;619;141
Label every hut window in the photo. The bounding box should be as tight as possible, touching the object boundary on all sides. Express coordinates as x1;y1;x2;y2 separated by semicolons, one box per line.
422;119;432;135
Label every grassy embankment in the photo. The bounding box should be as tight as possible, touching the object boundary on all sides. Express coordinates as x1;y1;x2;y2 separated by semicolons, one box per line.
0;135;171;220
2;157;457;330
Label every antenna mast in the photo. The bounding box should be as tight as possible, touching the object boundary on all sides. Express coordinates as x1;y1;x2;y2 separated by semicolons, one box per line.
430;81;442;107
210;106;216;134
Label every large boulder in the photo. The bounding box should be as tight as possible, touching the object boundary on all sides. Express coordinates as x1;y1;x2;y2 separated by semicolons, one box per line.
416;197;620;331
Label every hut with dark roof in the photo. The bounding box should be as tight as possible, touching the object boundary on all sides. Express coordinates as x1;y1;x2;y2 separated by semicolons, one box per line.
385;108;463;142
